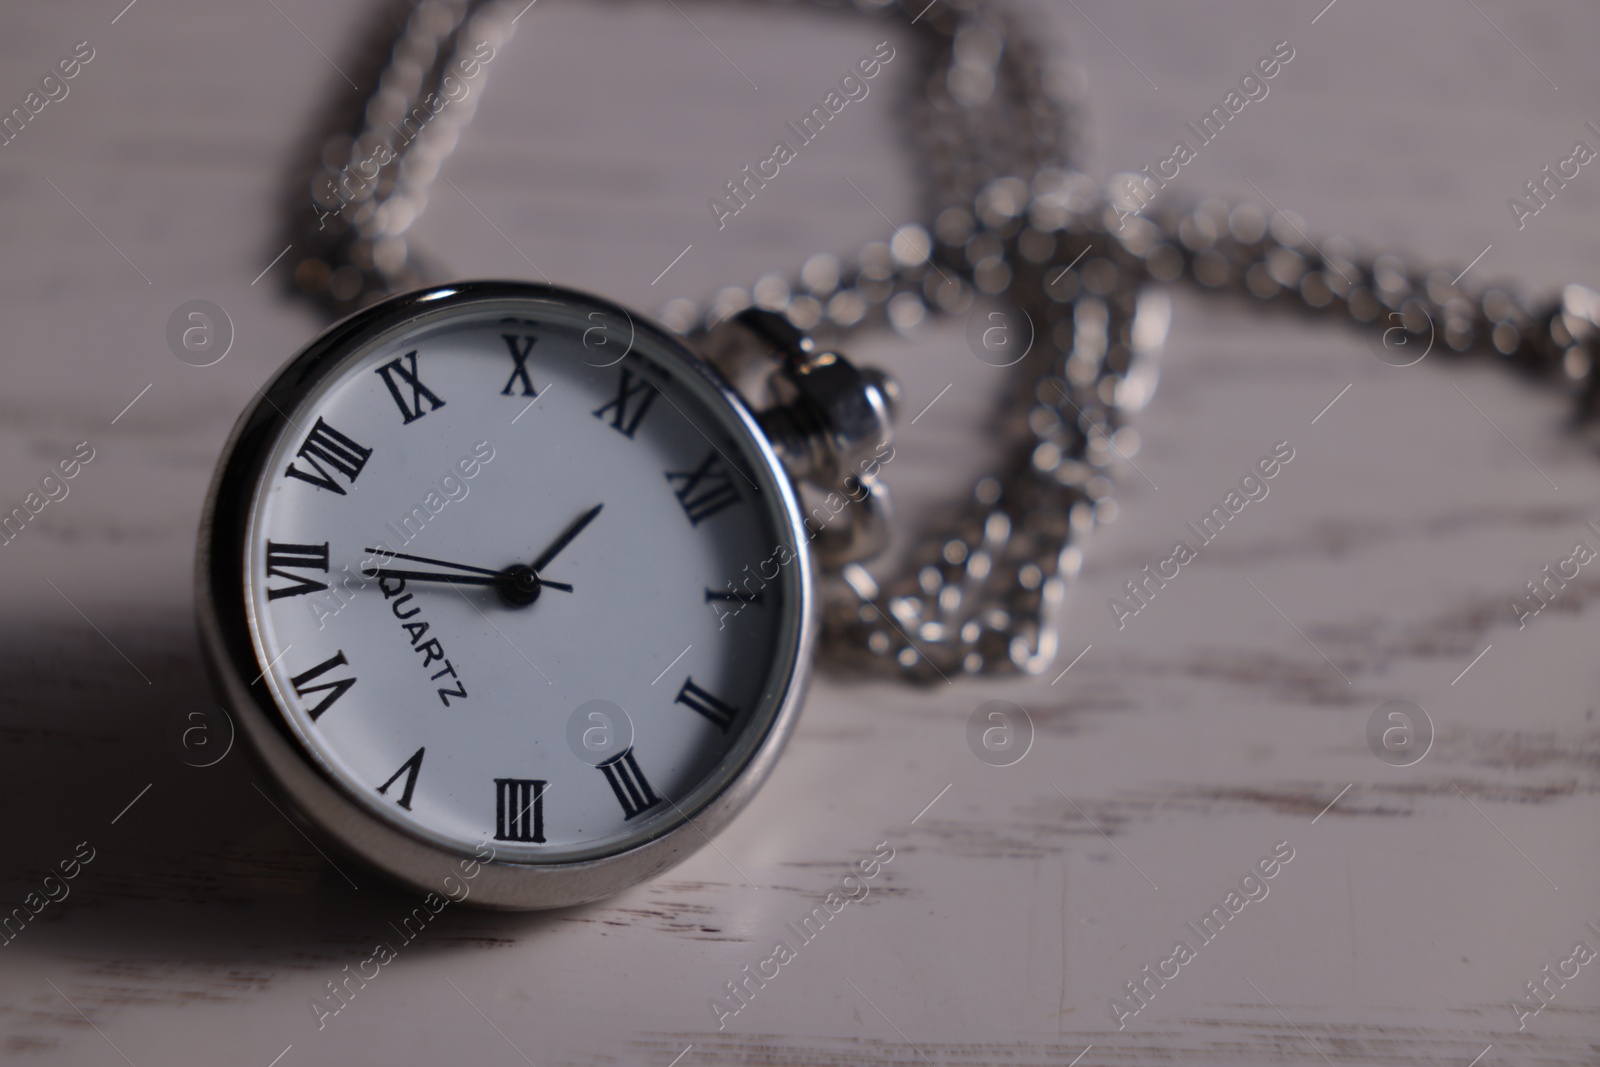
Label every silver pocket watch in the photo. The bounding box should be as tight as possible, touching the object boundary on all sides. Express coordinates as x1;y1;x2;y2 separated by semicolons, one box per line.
198;281;896;908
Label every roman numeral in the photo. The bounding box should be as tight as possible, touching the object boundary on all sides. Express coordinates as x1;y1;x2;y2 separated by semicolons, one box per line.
592;367;659;438
675;676;739;732
284;417;372;495
500;334;539;397
377;746;425;811
375;350;446;424
265;541;330;600
706;588;764;606
597;747;660;820
666;450;741;525
494;778;547;843
290;650;357;721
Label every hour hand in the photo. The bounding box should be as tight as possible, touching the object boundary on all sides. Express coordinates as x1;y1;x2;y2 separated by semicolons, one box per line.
530;503;604;573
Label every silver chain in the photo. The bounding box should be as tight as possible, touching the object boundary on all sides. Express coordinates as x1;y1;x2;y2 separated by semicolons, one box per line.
285;0;1600;683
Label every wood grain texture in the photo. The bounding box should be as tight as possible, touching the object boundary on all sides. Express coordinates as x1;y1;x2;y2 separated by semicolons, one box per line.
1;1;1598;1064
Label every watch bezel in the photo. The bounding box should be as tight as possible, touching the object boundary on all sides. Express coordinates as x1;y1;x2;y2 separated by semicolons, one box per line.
195;280;816;909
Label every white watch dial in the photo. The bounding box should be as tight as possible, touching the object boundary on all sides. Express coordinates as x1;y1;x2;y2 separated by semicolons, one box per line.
242;294;801;864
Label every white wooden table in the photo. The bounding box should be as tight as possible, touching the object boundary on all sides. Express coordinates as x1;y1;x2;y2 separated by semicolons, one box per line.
2;1;1598;1063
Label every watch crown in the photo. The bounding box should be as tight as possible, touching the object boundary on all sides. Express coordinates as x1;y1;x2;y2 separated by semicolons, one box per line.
706;308;896;567
861;366;900;424
720;309;893;484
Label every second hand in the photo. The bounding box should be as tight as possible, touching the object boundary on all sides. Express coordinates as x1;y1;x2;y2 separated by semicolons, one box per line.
363;548;574;593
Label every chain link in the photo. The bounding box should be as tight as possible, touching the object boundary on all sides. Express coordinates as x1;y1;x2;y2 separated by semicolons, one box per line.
284;0;1077;317
284;0;1600;683
770;176;1600;681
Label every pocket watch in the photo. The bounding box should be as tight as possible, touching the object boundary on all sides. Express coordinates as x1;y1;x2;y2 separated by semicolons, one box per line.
197;281;896;909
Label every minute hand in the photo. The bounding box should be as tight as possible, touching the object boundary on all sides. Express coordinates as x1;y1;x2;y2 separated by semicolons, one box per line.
363;568;498;586
362;548;576;593
361;567;576;593
365;548;506;578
